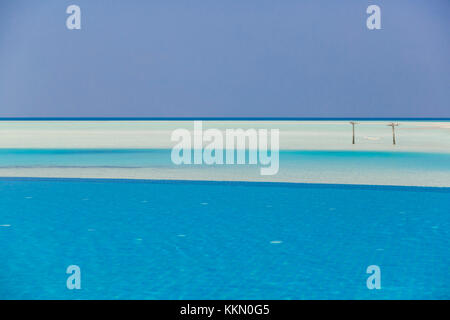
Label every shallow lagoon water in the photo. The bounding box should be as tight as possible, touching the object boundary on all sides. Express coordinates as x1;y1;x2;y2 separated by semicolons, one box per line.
0;149;450;170
0;149;450;186
0;178;448;299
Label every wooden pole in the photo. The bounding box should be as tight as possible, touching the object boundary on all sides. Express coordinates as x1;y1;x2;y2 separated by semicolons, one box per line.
387;123;399;145
352;124;355;144
392;124;396;145
349;121;358;144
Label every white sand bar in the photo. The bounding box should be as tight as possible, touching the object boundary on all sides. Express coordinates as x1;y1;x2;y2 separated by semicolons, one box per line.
0;120;449;152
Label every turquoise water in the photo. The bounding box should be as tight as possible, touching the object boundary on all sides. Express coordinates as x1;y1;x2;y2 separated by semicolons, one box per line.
1;149;450;186
1;148;450;170
0;178;449;299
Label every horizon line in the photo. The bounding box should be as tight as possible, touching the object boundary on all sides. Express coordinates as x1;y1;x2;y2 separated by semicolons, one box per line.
1;117;450;121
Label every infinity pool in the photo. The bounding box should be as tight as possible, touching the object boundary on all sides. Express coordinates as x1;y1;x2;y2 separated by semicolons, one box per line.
0;178;448;299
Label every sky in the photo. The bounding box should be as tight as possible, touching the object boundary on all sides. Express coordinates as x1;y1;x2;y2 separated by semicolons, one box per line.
0;0;449;118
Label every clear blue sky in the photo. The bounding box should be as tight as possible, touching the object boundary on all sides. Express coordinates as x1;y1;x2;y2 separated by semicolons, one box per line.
0;0;449;118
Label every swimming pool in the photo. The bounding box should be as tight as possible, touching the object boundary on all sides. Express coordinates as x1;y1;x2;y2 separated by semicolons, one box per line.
0;178;448;299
